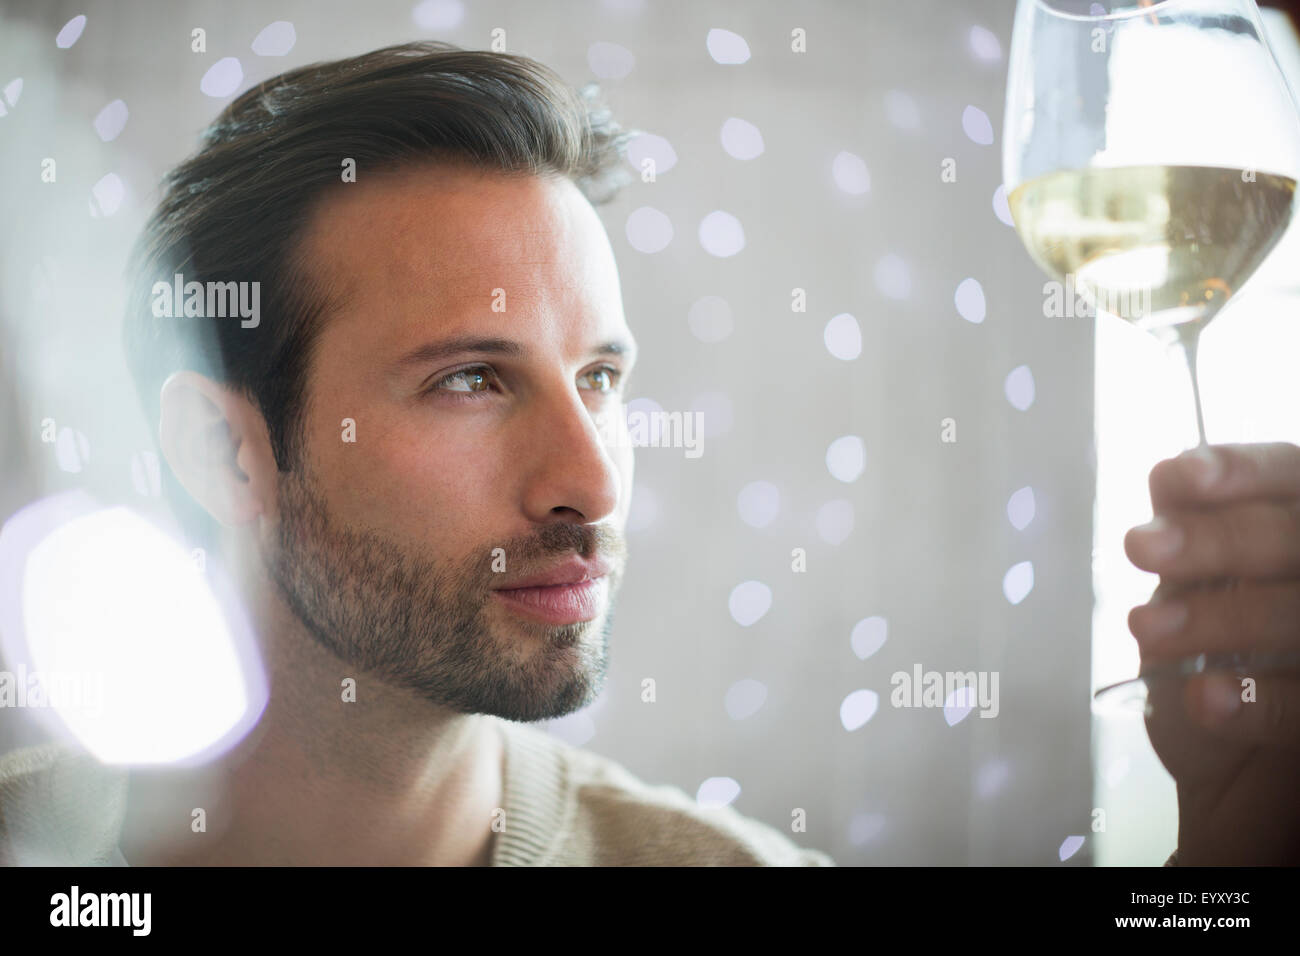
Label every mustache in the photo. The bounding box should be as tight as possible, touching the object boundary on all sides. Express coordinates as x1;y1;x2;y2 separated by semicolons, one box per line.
483;522;627;577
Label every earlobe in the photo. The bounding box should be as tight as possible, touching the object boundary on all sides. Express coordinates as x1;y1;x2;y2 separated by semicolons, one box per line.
158;371;271;528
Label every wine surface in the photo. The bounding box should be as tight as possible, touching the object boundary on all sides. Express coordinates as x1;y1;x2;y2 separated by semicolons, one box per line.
1008;164;1295;342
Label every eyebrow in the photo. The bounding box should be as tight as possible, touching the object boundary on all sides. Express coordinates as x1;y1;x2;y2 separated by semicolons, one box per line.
390;335;637;372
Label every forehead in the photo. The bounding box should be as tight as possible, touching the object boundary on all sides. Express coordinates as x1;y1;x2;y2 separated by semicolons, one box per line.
295;162;624;327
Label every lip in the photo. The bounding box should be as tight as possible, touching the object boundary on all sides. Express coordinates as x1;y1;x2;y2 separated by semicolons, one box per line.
491;577;608;625
490;556;613;591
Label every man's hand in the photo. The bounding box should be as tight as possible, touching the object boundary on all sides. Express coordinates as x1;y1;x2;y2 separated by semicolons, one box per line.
1124;442;1300;866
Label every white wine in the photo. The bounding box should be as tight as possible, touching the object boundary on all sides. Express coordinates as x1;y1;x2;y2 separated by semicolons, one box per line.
1008;165;1296;344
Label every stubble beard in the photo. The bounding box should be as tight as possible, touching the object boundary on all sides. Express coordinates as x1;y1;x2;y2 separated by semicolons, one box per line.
264;462;625;723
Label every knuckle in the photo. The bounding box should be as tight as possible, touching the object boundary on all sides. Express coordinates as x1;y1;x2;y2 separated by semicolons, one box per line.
1211;511;1252;571
1264;441;1300;481
1204;579;1244;632
1183;580;1236;645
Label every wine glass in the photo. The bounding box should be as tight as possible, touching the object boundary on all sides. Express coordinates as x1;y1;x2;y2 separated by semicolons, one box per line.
1001;0;1300;714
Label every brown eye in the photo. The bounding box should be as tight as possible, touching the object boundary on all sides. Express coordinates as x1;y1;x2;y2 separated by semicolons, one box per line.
436;367;495;393
582;365;622;392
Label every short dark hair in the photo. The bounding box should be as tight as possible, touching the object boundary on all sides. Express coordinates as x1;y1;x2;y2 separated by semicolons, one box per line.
122;41;632;541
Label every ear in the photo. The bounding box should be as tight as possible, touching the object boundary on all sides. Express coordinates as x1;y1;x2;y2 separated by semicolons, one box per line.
157;371;279;528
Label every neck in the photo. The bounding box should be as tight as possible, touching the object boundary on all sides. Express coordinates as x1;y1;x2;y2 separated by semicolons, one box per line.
118;564;504;866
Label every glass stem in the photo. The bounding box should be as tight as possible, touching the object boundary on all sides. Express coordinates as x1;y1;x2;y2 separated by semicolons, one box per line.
1175;324;1209;449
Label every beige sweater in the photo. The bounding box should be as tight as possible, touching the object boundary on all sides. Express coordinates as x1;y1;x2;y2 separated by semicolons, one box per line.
0;716;835;866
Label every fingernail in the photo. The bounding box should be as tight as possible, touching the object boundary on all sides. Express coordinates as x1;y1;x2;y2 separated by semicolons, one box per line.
1184;446;1223;490
1141;600;1187;638
1133;517;1184;561
1200;676;1242;723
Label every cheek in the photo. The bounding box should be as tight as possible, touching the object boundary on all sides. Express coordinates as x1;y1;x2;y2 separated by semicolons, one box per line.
319;411;514;535
399;430;516;525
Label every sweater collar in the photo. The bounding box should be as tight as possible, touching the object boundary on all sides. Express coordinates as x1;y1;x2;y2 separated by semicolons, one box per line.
7;716;571;866
489;717;572;866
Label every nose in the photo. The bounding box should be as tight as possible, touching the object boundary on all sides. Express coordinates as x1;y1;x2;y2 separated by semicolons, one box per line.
518;381;624;525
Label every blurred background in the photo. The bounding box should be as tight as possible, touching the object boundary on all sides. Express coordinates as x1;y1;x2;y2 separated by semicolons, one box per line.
2;0;1298;866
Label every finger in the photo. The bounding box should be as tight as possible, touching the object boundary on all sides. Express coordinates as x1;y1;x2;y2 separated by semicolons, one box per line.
1150;442;1300;513
1124;500;1300;580
1181;674;1300;747
1129;578;1300;658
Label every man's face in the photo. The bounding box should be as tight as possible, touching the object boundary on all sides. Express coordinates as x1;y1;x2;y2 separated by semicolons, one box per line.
263;163;636;722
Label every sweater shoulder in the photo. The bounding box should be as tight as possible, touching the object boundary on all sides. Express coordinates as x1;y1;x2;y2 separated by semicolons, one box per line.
0;742;128;866
0;741;76;812
514;724;834;866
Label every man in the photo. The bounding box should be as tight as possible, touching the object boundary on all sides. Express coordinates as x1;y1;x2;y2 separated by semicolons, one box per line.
0;40;831;866
3;40;1300;867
